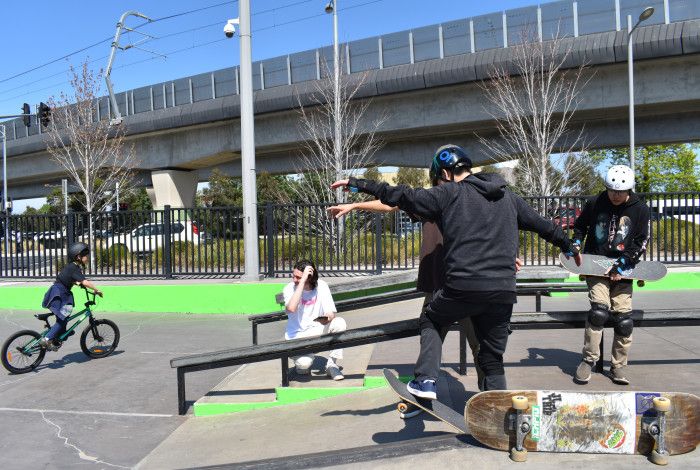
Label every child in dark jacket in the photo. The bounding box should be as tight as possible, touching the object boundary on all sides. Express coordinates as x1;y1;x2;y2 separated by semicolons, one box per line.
40;242;103;350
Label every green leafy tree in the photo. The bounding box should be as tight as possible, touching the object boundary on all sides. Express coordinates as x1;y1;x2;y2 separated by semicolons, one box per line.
120;188;152;211
592;144;700;193
199;169;242;207
393;167;428;188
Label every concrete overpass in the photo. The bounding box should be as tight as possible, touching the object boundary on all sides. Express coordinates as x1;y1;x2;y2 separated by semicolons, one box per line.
3;2;700;206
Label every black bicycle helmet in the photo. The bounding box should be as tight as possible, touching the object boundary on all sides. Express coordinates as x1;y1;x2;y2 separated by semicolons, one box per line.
67;242;89;261
429;144;473;184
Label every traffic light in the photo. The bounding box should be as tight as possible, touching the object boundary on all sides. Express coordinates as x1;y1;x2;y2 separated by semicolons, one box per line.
22;103;30;127
38;102;51;128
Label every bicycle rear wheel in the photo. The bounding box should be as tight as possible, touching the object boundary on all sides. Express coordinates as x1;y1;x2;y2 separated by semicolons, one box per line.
1;330;46;374
80;319;120;358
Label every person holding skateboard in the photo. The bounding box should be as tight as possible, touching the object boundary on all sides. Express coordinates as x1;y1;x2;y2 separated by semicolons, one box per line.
331;144;578;398
572;165;650;385
283;259;346;380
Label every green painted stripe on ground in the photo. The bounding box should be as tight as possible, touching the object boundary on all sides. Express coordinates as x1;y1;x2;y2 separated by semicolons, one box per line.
0;283;286;315
192;375;415;417
562;271;700;290
1;272;697;315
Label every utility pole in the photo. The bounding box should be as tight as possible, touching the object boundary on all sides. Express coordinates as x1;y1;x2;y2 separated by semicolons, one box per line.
238;0;261;280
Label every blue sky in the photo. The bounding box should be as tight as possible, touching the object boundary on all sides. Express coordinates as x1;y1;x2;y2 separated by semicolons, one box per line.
0;0;536;117
2;0;537;212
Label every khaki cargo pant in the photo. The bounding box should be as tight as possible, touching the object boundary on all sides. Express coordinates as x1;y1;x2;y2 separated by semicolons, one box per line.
582;277;633;369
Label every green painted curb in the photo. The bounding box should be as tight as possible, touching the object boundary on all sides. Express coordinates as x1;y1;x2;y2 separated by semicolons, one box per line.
0;283;285;315
192;375;416;417
562;271;700;291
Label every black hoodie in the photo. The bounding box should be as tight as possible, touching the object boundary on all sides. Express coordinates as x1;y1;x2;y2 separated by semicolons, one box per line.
349;173;572;298
572;191;650;263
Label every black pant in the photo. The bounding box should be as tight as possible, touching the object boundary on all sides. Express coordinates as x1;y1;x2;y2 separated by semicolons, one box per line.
413;288;513;389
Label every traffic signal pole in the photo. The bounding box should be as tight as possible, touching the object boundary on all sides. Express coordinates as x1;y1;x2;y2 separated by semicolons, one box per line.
1;124;8;256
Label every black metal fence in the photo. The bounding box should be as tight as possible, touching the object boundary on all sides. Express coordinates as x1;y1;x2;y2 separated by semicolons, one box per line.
1;192;698;279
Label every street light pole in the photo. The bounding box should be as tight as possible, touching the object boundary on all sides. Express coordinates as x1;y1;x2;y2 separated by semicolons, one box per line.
1;125;8;256
627;7;655;184
326;1;343;204
238;0;261;280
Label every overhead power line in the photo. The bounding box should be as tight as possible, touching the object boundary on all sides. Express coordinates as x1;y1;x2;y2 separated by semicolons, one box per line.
0;0;391;105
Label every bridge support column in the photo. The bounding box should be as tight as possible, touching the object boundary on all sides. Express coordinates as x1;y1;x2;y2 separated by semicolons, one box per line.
150;170;198;210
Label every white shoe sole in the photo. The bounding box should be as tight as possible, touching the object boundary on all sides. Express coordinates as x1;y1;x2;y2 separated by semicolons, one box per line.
406;384;437;400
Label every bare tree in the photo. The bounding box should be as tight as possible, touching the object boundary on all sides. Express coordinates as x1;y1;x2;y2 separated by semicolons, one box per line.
478;28;593;199
288;59;388;258
293;69;386;205
44;61;135;268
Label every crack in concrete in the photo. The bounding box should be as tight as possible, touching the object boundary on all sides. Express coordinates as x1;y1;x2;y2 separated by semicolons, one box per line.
121;312;168;339
40;411;131;469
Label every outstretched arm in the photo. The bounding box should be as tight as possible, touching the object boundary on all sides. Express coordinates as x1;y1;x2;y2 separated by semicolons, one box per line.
513;193;580;264
327;200;398;219
331;178;446;222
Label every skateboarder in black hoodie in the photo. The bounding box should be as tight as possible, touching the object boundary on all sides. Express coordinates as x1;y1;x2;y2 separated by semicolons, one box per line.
572;165;650;385
331;145;578;397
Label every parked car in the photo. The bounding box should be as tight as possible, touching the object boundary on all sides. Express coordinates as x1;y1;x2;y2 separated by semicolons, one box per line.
552;207;581;229
104;221;208;253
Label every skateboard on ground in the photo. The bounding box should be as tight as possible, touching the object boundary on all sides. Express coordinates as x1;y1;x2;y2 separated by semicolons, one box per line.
559;253;667;287
383;369;467;434
466;390;699;464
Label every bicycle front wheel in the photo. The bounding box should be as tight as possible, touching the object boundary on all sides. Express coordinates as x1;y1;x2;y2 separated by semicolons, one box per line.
1;330;46;374
80;319;120;359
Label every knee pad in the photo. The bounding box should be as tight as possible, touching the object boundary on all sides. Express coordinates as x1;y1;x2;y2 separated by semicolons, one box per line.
614;314;633;337
295;356;314;370
588;303;609;328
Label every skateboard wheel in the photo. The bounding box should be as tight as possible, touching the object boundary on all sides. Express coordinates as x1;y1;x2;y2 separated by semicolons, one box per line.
397;402;409;413
512;395;529;410
510;447;528;462
653;396;671;412
637;280;645;288
650;449;668;466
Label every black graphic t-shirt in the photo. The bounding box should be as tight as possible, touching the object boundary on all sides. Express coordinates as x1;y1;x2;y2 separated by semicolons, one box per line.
573;191;650;263
56;262;86;290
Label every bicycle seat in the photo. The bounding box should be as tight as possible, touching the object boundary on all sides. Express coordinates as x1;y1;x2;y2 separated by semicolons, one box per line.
35;312;54;321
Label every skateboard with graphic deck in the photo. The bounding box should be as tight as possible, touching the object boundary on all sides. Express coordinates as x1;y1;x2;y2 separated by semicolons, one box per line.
466;390;699;464
383;369;467;434
559;253;667;287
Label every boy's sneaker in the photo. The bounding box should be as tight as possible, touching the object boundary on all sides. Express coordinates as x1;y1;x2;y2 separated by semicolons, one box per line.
575;360;593;383
406;379;437;400
610;366;630;385
39;337;58;351
326;365;344;381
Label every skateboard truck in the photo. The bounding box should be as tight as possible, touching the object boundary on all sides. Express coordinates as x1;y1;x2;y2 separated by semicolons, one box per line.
509;395;531;462
646;396;671;466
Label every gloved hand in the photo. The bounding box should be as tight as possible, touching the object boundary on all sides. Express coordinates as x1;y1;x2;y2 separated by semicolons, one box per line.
563;240;582;266
610;256;630;275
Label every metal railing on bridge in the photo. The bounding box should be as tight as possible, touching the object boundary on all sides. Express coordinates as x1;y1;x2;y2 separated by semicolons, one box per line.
2;0;699;139
1;192;698;279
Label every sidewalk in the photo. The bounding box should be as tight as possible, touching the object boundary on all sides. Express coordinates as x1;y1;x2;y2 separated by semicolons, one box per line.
136;290;700;469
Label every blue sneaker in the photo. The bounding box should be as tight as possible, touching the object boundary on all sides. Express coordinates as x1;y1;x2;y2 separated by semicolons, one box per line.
406;379;437;400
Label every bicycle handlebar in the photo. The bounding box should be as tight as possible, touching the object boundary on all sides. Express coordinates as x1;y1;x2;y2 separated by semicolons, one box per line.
81;286;99;307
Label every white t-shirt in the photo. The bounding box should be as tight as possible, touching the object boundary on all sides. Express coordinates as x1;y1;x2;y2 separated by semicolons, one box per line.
282;279;336;339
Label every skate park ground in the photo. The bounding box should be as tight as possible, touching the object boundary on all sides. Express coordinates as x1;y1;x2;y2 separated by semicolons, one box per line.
0;281;698;468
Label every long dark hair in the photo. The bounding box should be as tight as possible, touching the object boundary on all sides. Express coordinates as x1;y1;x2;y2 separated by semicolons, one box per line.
293;259;318;290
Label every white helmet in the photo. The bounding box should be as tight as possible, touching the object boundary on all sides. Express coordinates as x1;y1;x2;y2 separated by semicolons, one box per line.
604;165;635;191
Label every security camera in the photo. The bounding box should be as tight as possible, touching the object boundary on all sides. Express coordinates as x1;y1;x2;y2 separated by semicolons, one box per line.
325;2;334;14
224;19;238;38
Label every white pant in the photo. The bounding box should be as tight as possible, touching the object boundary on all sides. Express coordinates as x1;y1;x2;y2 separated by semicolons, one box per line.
289;317;347;371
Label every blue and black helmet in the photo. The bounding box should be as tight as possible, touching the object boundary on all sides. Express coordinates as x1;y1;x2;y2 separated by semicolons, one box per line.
429;144;472;184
